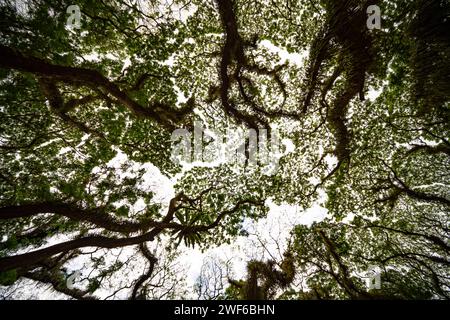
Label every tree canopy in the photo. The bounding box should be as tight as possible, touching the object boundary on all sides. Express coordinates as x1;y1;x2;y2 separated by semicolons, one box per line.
0;0;448;299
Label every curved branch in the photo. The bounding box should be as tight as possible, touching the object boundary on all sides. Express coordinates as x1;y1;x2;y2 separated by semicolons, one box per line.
0;202;159;233
0;44;192;130
0;193;186;272
130;243;157;299
23;269;96;300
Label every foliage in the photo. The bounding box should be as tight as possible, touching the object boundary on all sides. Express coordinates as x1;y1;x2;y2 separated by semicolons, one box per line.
0;0;448;299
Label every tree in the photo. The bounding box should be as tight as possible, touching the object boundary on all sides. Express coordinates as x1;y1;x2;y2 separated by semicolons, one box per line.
194;254;233;300
0;0;448;299
227;252;295;300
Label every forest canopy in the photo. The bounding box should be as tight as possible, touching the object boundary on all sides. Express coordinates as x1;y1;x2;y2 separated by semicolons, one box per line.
0;0;448;299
